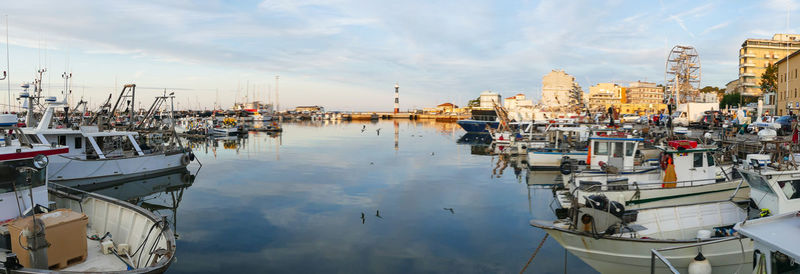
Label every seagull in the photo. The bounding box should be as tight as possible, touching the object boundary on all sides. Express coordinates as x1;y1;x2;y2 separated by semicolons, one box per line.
376;210;383;219
431;152;435;156
443;208;455;214
370;162;374;165
361;212;365;224
376;128;381;135
361;125;366;133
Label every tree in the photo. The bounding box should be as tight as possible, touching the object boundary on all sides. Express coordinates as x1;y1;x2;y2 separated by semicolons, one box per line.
760;63;779;94
720;93;740;108
720;92;758;108
467;96;480;107
699;86;721;94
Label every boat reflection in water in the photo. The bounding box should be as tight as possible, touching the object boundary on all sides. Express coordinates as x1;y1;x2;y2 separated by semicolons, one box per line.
72;168;196;239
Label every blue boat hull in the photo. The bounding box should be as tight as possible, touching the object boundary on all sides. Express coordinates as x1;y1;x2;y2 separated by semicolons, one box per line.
457;120;499;133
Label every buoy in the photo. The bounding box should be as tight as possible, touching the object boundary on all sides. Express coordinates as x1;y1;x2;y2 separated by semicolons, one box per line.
696;230;712;240
687;252;712;274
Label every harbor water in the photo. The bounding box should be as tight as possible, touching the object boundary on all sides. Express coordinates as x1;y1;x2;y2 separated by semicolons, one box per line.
98;120;598;273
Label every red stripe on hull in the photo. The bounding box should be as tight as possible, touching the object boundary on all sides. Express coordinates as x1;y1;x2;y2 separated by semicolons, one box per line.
0;147;69;161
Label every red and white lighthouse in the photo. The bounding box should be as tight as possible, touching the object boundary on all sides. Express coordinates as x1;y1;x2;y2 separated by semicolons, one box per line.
393;83;399;114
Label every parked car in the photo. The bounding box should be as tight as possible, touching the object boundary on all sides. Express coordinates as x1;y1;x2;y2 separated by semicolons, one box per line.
621;114;640;123
775;115;797;135
635;115;650;124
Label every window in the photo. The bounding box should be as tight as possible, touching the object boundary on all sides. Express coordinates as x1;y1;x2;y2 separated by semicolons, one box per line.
58;135;66;146
693;153;704;168
612;142;624;157
74;137;82;149
706;152;715;166
594;141;608;155
625;142;635;157
26;134;41;144
778;180;800;199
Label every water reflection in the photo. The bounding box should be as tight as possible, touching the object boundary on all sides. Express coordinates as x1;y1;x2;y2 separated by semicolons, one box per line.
142;120;599;273
75;168;196;239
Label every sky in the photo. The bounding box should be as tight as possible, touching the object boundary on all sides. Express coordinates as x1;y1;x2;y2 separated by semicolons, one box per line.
0;0;797;111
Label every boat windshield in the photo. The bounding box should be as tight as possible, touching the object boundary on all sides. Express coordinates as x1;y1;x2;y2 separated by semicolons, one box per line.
0;160;46;193
740;171;776;196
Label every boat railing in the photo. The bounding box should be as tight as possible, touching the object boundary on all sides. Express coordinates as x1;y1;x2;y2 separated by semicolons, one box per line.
649;235;744;274
576;176;734;192
573;164;660;175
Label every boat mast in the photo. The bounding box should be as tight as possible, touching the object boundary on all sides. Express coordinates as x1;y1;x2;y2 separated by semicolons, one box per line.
4;16;8;113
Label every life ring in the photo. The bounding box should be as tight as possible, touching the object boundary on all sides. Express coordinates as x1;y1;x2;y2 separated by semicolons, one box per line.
181;154;191;166
559;160;572;175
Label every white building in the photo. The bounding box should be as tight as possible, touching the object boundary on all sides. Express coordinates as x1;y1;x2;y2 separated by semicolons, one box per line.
541;70;578;107
504;93;535;121
479;91;502;108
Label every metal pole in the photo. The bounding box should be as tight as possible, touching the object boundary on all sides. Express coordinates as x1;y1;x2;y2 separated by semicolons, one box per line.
5;16;9;113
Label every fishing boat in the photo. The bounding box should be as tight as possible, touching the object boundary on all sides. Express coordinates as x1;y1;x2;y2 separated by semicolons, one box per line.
0;117;175;273
531;197;754;273
554;137;745;209
532;148;800;273
20;98;193;187
209;117;241;136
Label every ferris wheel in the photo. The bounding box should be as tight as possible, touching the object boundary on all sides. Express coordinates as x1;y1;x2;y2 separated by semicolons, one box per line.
664;45;701;104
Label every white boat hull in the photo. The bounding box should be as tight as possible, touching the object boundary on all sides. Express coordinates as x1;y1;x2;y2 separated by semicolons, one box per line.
527;151;587;170
533;223;753;274
47;152;188;186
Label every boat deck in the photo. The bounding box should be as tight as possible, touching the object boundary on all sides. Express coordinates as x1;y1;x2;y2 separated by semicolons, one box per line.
62;229;130;272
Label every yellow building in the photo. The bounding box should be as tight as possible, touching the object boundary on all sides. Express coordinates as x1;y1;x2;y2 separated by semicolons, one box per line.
588;83;624;111
626;81;663;104
775;49;800;116
739;34;800;96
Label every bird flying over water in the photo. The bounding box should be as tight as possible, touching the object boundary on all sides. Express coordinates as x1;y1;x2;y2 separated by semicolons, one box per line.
361;212;365;224
443;208;455;214
376;128;381;135
361;125;366;132
376;210;382;219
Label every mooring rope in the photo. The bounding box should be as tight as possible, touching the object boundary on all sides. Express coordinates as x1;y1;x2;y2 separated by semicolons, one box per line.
520;233;549;274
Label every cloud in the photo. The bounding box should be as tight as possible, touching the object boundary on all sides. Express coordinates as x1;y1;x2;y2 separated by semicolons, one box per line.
0;0;778;109
702;21;731;35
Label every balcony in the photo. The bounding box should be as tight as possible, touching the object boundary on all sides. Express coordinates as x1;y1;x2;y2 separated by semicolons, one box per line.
739;63;756;68
742;81;760;87
741;73;756;77
740;53;756;58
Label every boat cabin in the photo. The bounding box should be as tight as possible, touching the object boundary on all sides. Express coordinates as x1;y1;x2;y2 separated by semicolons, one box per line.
657;140;718;186
0;121;69;221
586;131;642;170
738;168;800;215
735;212;800;274
23;103;147;160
